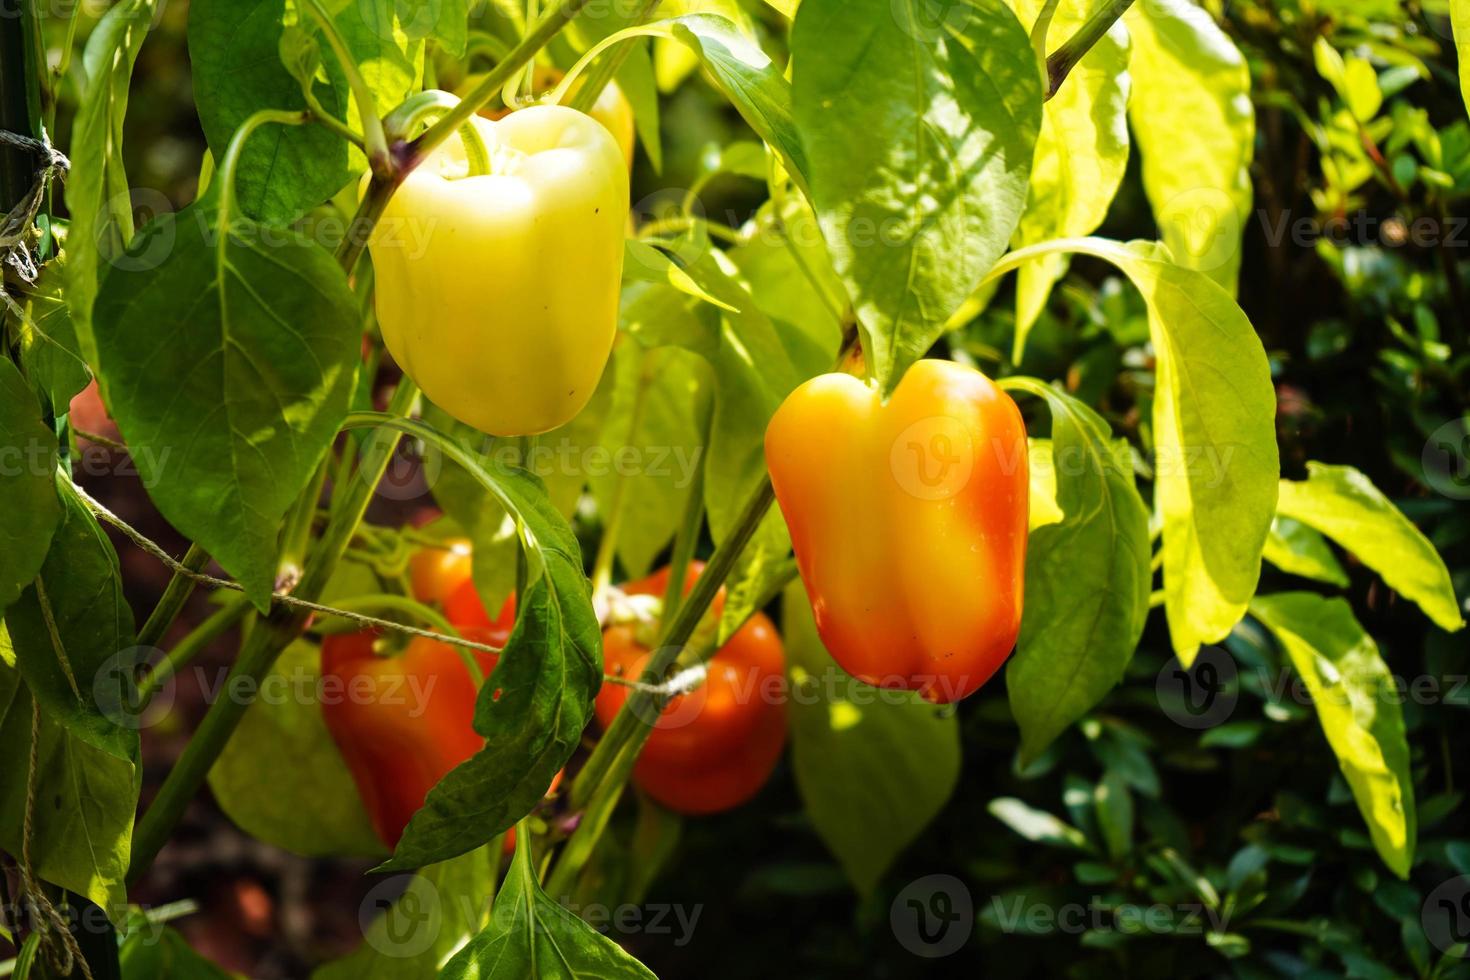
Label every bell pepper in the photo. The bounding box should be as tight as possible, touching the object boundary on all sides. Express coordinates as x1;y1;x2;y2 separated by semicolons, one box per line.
369;104;628;436
320;630;498;848
764;359;1029;704
408;536;473;606
462;66;637;171
593;565;788;815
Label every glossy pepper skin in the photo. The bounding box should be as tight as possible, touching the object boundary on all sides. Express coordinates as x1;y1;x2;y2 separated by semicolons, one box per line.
764;359;1028;704
593;565;788;815
319;630;498;848
408;537;473;606
462;67;637;171
369;105;628;436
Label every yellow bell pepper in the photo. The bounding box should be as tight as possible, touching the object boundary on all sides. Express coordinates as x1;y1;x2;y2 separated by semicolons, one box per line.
459;68;637;171
370;105;628;436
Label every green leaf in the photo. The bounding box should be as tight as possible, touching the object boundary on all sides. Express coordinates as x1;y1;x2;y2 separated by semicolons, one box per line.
120;924;233;978
313;847;498;979
726;195;845;347
440;836;657;979
0;664;137;916
792;0;1040;391
189;0;423;224
783;585;959;896
988;798;1092;851
624;240;738;313
426;375;612;618
190;0;340;224
1026;437;1063;529
92;201;360;609
1006;0;1131;353
16;259;91;410
353;431;599;870
64;0;156;370
6;478;137;762
1314;38;1383;122
0;358;61;614
1094;768;1134;861
208;640;385;858
663;14;808;191
589;343;709;579
1002;380;1150;765
1124;0;1254;293
992;239;1277;665
1262;515;1349;587
1250;593;1416;878
1276;464;1464;632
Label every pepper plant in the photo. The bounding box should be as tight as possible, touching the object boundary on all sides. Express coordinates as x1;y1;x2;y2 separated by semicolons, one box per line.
0;0;1467;976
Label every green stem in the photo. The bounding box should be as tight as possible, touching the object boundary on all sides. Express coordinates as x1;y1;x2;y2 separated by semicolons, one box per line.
0;0;40;215
215;109;310;249
134;544;211;650
570;477;776;812
127;381;420;885
302;85;366;148
660;410;710;625
382;90;491;176
1030;0;1062;68
137;593;252;703
1045;0;1134;101
413;0;594;157
638;216;743;245
566;0;662;114
543;737;641;898
278;459;329;591
302;0;391;173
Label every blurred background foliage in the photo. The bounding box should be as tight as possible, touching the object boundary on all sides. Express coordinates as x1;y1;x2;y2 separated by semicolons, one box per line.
16;0;1470;976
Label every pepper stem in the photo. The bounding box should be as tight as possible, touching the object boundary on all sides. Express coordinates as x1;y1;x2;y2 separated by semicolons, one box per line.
383;91;492;177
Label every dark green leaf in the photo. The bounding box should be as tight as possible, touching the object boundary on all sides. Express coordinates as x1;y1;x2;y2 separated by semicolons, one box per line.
440;836;657;979
1003;380;1150;764
208;640;385;858
0;661;137;915
92;201;359;608
792;0;1040;390
784;585;960;895
16;260;91;410
0;358;61;613
64;0;155;370
6;478;137;761
313;847;498;979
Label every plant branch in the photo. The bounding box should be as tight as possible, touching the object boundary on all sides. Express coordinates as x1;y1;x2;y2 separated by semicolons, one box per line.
137;592;252;703
134;544;210;650
567;0;662;114
1044;0;1134;101
571;477;776;812
302;0;390;173
413;0;594;162
127;380;420;883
